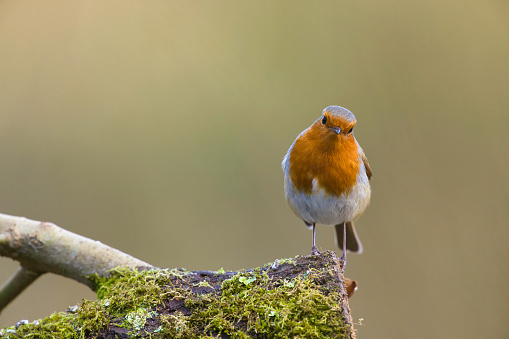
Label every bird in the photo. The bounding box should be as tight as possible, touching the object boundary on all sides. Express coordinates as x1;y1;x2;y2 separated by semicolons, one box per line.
282;105;372;265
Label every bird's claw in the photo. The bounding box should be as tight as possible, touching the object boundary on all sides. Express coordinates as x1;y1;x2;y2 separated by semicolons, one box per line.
311;246;321;256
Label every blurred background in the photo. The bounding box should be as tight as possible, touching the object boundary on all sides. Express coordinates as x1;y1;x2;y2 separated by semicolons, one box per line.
0;1;508;337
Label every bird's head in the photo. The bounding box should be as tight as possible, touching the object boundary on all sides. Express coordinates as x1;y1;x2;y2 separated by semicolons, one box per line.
318;106;357;139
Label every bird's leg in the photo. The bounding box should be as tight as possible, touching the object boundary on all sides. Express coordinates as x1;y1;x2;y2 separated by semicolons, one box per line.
339;222;347;272
311;223;320;255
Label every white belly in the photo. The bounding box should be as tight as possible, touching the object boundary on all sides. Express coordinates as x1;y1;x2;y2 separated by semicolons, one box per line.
283;157;371;226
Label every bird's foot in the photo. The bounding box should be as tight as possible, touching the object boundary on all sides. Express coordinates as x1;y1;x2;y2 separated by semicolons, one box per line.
311;246;321;256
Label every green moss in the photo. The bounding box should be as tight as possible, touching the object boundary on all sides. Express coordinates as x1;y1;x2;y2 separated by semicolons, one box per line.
2;256;350;338
156;313;193;338
1;268;180;338
4;298;109;339
188;270;347;338
5;312;75;339
95;267;177;315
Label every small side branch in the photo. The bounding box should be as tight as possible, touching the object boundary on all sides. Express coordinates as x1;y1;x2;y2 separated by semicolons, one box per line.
0;267;42;311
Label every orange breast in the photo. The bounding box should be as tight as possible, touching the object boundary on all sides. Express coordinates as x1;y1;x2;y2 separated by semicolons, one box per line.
288;123;360;197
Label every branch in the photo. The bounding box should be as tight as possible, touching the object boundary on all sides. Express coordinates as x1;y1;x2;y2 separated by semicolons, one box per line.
0;213;152;311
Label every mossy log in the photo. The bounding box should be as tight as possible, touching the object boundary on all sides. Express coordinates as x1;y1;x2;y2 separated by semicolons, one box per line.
3;251;357;338
0;214;358;338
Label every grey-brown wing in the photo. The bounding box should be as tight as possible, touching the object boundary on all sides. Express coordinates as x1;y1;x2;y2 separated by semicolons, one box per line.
362;151;372;180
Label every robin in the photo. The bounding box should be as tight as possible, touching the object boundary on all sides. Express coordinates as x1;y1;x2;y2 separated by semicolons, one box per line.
282;105;372;265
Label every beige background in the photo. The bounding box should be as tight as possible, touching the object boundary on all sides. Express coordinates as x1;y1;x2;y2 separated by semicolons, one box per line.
0;1;508;338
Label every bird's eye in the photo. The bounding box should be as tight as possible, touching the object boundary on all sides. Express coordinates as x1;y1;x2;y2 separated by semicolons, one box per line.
347;127;353;134
321;116;327;124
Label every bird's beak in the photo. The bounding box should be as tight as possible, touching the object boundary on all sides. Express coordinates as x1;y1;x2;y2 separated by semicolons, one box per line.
331;127;341;135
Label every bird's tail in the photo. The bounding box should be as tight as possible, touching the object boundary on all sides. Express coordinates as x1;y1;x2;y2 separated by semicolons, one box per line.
335;221;363;254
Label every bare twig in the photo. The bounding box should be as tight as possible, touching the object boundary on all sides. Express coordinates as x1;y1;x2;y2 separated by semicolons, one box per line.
0;267;42;311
